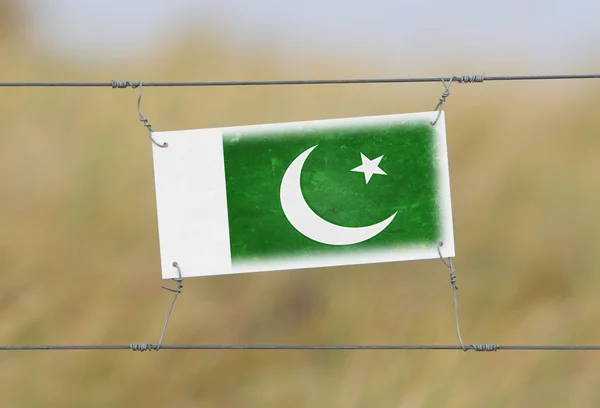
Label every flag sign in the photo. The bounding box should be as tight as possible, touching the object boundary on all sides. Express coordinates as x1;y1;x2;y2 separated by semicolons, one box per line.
151;111;455;279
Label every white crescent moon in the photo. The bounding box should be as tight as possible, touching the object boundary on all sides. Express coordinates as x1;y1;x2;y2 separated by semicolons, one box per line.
280;145;398;246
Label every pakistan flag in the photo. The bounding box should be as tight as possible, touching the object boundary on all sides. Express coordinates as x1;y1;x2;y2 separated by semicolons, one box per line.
151;112;455;279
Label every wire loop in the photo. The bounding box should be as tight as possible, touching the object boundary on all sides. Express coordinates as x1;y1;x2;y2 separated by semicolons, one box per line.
431;78;453;126
136;82;167;148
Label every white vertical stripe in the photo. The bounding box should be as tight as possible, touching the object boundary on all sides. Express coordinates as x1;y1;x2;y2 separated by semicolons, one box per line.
151;129;232;279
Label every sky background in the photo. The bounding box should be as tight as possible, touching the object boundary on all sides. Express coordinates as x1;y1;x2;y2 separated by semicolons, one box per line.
18;0;600;73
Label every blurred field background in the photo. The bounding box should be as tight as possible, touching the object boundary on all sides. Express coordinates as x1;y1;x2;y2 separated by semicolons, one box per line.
2;1;600;406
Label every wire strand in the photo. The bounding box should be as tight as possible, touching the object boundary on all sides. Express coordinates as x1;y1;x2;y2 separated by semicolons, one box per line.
1;73;600;87
156;262;184;350
0;344;600;351
2;72;599;353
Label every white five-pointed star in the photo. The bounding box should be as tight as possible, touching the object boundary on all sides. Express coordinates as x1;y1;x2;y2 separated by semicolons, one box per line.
351;153;387;184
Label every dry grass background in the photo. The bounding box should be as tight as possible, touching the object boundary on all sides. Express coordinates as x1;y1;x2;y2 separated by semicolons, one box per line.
2;4;600;407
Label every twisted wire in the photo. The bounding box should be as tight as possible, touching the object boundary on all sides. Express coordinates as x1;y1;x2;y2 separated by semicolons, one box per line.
156;262;184;350
471;344;499;352
0;344;598;351
430;77;455;126
437;243;466;350
134;82;167;148
2;73;600;87
433;78;453;112
454;74;485;83
111;80;139;89
130;343;154;352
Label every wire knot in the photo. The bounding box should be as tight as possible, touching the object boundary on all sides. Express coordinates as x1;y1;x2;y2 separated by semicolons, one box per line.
130;343;155;352
111;80;139;89
454;74;485;83
470;344;499;352
161;279;183;294
431;78;453;126
140;116;153;132
161;262;183;294
439;89;450;101
437;242;458;290
448;263;458;290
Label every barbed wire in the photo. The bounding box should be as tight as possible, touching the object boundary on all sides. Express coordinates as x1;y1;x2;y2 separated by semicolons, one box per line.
0;73;599;88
